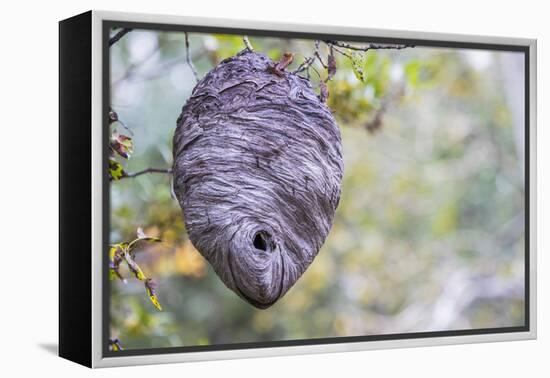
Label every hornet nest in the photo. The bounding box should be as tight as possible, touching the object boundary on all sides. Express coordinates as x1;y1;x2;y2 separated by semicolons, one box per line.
173;50;344;308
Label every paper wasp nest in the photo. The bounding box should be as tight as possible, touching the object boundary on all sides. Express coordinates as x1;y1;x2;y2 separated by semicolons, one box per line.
173;50;343;308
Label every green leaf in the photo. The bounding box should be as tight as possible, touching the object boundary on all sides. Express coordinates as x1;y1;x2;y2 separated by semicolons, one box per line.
350;52;367;82
108;158;126;180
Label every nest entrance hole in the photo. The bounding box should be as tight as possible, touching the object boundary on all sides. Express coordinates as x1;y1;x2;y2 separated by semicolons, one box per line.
253;231;275;252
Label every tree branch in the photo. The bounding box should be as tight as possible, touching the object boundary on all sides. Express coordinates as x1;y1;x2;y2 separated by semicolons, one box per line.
184;32;200;83
293;55;315;74
314;40;328;69
109;28;133;47
324;40;414;52
293;40;324;74
329;45;351;59
118;167;173;180
243;35;254;52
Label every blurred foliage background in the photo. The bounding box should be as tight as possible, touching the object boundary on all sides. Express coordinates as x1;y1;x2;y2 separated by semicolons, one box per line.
109;29;525;350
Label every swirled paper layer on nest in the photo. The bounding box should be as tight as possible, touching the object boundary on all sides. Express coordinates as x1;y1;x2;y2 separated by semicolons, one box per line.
173;50;343;308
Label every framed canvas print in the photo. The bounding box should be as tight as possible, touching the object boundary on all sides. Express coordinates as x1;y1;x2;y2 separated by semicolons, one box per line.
59;10;537;368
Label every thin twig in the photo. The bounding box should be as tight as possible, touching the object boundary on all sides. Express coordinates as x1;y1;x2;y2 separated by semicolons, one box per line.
119;167;173;180
109;108;134;135
184;32;200;83
109;28;133;47
293;40;324;74
309;65;322;80
313;40;327;69
243;36;254;51
324;40;414;52
293;55;315;74
331;45;352;59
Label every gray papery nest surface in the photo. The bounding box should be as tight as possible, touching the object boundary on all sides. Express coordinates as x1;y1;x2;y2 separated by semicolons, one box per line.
173;50;344;308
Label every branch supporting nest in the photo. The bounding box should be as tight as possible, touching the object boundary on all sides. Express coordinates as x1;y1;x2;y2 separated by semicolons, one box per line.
323;40;414;52
243;36;254;52
184;32;200;82
293;40;324;74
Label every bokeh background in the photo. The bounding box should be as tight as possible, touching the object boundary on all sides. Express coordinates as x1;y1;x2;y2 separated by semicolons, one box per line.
108;29;525;350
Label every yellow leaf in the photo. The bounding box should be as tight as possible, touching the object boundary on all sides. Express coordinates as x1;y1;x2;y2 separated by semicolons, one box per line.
108;158;126;180
109;338;123;351
109;244;126;282
123;252;147;281
148;292;162;311
109;244;123;261
144;278;162;311
128;227;162;250
109;246;116;261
